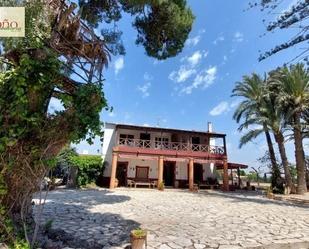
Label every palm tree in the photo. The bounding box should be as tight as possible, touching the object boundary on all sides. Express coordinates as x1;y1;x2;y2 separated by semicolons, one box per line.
232;73;282;191
260;96;296;193
270;64;309;194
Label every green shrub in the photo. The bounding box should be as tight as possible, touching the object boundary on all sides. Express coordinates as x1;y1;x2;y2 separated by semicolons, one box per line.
44;219;53;233
9;239;30;249
55;147;105;187
158;181;165;191
131;228;147;238
70;155;104;186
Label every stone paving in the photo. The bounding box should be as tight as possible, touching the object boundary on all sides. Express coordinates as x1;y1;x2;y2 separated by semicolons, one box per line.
33;188;309;249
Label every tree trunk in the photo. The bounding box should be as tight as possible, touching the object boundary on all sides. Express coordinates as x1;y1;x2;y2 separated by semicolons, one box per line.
274;132;296;194
263;124;282;191
293;113;307;194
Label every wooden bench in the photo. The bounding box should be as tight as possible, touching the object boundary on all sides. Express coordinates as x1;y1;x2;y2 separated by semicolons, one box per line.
134;181;151;188
198;183;219;190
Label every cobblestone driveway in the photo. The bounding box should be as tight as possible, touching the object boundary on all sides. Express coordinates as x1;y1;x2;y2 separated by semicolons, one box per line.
33;189;309;249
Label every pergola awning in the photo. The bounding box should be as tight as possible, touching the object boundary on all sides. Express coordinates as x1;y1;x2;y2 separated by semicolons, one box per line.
216;162;248;170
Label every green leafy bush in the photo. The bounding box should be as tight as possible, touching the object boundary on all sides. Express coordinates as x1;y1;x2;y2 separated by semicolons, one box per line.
55;147;104;187
9;239;30;249
69;154;104;186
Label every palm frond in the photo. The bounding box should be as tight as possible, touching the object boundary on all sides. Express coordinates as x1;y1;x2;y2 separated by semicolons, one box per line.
239;128;264;148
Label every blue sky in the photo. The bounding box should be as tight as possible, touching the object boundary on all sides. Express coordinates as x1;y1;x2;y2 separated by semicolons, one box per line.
74;0;308;171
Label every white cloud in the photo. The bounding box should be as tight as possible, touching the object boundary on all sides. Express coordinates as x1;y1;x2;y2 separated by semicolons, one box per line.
213;35;224;45
209;99;242;116
187;51;202;66
230;99;241;108
185;35;201;46
137;82;151;98
143;123;150;127
143;72;153;81
222;55;228;65
194;66;217;87
209;101;229;116
169;66;196;83
114;57;124;74
108;111;116;117
169;48;209;89
124;112;131;120
153;59;164;65
233;32;244;42
199;29;206;34
180;66;217;94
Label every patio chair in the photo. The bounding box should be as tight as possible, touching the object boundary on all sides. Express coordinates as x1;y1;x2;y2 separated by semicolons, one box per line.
127;179;135;188
151;180;158;188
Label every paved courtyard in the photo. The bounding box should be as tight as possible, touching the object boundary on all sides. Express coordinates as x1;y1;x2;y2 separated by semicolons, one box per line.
33;189;309;249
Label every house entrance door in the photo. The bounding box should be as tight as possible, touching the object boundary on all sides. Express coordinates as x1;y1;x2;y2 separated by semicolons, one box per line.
163;161;175;187
194;163;203;183
116;162;128;187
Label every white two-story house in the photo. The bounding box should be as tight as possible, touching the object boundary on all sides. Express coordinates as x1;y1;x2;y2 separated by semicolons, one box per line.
102;122;247;191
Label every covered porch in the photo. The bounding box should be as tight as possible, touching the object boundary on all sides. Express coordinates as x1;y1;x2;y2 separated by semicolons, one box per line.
109;151;230;191
216;162;248;190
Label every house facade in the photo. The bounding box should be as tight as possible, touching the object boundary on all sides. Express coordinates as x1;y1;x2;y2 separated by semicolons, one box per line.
102;122;244;191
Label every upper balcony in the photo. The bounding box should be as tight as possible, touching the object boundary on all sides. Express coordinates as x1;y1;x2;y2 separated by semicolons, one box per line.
117;138;225;156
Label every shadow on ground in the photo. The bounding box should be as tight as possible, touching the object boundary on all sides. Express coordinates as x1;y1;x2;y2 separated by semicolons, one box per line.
33;189;138;249
198;190;309;209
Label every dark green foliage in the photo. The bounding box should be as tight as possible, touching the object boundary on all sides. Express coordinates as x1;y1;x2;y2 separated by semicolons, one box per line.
233;63;309;194
53;147;78;180
249;0;309;62
43;219;53;234
55;147;104;187
71;154;104;186
0;0;195;245
133;0;194;59
0;51;60;150
79;0;194;59
246;172;258;182
239;170;246;176
269;64;309;194
289;164;298;183
79;0;122;26
257;151;284;193
232;73;284;192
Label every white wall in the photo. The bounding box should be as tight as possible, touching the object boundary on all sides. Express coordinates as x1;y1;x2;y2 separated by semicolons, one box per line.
102;123;116;176
120;158;158;179
208;135;216;178
102;123;220;179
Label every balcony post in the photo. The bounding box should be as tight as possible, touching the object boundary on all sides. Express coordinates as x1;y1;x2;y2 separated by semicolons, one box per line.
109;152;118;189
223;136;227;155
157;156;164;188
189;158;194;191
223;159;229;191
237;167;241;188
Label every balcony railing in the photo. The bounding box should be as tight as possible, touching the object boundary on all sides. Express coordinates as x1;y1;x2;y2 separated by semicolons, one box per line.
118;138;225;155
